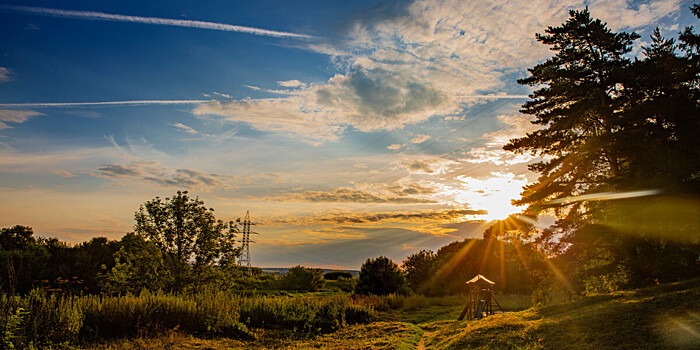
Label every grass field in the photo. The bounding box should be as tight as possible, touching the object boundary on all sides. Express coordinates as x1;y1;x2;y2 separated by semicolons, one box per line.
86;278;700;349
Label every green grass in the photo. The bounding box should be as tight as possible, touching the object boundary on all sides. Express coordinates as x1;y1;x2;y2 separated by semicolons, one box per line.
423;278;700;349
9;280;700;349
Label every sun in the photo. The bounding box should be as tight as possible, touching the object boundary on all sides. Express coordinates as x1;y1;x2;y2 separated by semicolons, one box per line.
452;172;528;221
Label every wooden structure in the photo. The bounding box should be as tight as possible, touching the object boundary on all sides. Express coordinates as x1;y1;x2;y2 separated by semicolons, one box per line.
458;274;503;321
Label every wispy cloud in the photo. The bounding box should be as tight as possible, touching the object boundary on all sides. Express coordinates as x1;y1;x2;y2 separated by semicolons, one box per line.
0;67;11;83
0;109;43;129
270;186;435;204
1;5;314;39
0;100;209;108
170;122;199;135
95;161;238;191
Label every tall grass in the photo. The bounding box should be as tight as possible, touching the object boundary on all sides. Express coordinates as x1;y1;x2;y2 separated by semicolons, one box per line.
0;289;375;348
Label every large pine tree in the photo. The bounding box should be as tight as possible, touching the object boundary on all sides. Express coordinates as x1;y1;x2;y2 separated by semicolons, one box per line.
506;7;700;290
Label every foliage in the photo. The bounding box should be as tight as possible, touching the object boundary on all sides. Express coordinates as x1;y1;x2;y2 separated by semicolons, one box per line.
134;191;241;290
355;256;408;296
402;249;437;293
0;226;50;294
505;8;640;209
505;7;700;293
0;288;377;347
99;233;173;295
280;265;325;292
0;289;83;348
238;294;373;333
404;236;543;297
323;271;353;280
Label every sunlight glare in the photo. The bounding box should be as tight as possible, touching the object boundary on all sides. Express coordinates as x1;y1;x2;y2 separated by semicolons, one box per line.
453;172;528;221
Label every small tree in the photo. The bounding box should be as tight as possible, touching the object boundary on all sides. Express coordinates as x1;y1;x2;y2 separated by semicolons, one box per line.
402;250;437;294
281;265;325;292
355;256;407;295
134;191;240;289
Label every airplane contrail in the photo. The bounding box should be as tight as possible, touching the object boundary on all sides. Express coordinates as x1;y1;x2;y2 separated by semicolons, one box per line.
0;100;210;108
0;5;314;39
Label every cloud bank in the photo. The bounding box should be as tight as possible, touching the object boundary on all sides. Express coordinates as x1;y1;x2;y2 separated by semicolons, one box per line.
193;0;681;143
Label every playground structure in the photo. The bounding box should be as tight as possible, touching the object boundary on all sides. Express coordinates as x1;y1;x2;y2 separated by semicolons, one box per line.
458;274;503;321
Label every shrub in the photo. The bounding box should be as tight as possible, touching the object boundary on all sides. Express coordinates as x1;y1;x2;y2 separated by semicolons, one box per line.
323;271;353;280
355;256;407;296
281;266;325;292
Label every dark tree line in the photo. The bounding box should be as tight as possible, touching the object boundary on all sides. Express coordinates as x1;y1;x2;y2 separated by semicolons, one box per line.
0;191;244;295
401;233;543;296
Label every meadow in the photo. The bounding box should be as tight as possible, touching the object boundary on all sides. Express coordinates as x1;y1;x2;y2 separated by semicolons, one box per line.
2;273;698;349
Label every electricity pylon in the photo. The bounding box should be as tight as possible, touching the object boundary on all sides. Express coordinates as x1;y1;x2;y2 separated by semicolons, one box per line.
238;210;258;276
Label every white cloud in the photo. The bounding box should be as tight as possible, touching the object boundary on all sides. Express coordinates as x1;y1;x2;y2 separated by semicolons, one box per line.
278;80;306;88
171;122;199;135
1;5;313;39
410;134;431;144
0;109;43;129
212;92;232;99
587;0;680;31
0;67;11;83
387;143;402;150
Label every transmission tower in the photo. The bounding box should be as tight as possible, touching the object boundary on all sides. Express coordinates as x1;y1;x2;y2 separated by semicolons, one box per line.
238;210;258;276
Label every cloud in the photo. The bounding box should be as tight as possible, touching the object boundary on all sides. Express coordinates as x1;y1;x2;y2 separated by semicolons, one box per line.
314;209;486;225
0;5;314;39
0;67;11;83
278;80;306;88
95;162;237;190
0;110;43;129
171;122;199;135
53;169;79;178
410;134;431;144
212;92;232;99
587;0;680;31
268;185;436;204
269;208;488;238
400;157;455;175
462;114;540;166
194;0;681;143
387;143;402;150
405;160;435;174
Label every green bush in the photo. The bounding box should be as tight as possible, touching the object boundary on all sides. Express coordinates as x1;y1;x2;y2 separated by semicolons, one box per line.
355;256;407;295
281;266;325;292
0;289;375;346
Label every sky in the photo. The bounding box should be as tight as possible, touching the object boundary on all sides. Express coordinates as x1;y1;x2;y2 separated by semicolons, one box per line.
0;0;697;269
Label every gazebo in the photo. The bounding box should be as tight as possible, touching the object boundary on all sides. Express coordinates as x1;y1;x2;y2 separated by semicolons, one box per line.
458;274;503;320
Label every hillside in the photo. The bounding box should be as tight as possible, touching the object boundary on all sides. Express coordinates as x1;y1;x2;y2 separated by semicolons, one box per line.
423;278;700;349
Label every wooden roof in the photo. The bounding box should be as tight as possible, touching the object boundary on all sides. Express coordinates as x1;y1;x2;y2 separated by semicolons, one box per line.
465;274;495;285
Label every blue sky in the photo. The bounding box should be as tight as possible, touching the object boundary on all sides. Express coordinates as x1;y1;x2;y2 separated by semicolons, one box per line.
0;0;696;269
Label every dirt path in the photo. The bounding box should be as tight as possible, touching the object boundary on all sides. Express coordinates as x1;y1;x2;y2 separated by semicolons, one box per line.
416;329;432;350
